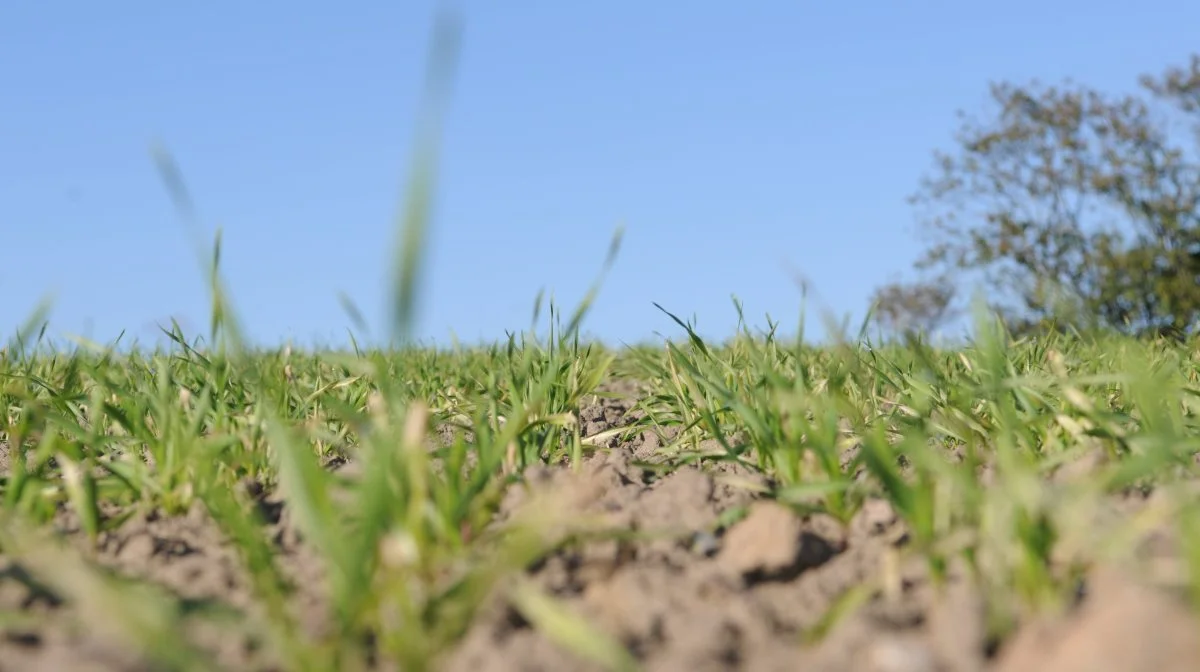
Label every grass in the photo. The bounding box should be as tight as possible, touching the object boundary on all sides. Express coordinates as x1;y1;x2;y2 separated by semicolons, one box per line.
6;11;1200;672
9;288;1200;670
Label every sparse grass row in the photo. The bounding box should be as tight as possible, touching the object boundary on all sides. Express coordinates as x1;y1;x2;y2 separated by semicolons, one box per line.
6;294;1200;668
0;298;620;671
625;302;1200;644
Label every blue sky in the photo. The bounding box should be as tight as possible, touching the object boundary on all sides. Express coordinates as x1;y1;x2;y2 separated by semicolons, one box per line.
4;1;1199;348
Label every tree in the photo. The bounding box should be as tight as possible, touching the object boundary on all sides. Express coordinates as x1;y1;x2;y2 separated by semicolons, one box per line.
871;275;957;337
874;55;1200;339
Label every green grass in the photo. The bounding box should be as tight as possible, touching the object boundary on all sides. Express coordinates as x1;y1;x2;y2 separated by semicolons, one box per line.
7;11;1200;672
9;287;1200;669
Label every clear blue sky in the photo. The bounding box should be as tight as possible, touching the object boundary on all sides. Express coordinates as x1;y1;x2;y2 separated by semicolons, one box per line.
4;1;1199;348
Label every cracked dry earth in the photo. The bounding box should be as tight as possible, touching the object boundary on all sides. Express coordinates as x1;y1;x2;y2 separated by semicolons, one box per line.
3;388;1200;671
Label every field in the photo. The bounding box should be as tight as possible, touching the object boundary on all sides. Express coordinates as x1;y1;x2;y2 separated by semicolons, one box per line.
4;294;1200;671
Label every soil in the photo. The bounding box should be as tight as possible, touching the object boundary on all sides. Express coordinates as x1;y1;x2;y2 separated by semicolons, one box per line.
2;387;1199;671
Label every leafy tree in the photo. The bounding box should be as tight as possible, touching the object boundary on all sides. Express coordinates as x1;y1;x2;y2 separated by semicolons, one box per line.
874;55;1200;339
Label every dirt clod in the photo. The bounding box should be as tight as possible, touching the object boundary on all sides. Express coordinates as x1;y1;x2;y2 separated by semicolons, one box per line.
717;501;841;583
994;567;1200;672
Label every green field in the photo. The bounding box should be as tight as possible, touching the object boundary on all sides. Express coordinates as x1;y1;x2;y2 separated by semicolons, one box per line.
4;280;1200;670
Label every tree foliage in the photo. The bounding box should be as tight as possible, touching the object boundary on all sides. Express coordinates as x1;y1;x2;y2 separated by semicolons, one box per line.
874;55;1200;339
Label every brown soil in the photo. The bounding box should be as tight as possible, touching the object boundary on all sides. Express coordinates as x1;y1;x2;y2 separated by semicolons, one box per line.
2;390;1199;671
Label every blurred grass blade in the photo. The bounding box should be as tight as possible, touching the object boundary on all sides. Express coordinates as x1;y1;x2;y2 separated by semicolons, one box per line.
509;578;640;672
388;8;463;345
7;294;54;354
